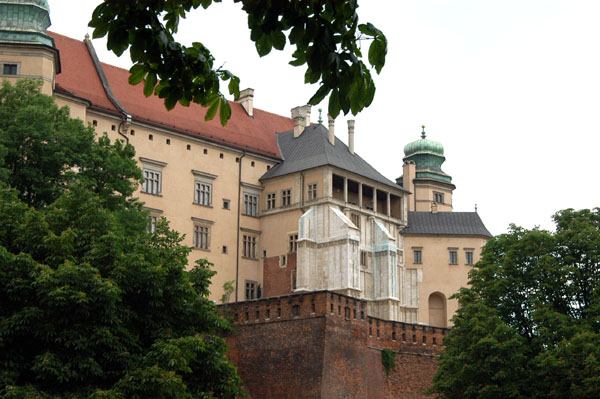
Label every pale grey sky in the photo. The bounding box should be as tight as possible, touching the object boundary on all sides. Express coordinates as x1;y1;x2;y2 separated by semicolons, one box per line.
48;0;600;235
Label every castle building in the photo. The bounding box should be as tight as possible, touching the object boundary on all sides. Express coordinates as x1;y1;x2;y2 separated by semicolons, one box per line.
0;0;491;327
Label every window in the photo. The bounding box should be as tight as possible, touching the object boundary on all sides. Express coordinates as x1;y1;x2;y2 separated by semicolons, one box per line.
434;192;444;203
288;234;298;252
222;245;228;254
192;170;216;207
244;193;259;216
142;169;161;195
280;254;287;267
193;225;210;250
413;249;422;264
194;182;212;206
351;213;361;228
267;193;276;209
465;251;474;265
243;235;257;259
148;215;158;233
245;280;260;300
223;199;230;209
2;63;18;75
449;250;458;265
360;251;368;266
282;189;291;206
291;270;297;290
307;183;317;200
140;158;166;196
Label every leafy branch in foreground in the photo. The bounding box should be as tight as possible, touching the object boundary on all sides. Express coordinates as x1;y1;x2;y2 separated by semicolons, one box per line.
89;0;387;124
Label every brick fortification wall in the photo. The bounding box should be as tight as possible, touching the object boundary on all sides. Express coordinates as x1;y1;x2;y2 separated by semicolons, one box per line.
221;291;447;399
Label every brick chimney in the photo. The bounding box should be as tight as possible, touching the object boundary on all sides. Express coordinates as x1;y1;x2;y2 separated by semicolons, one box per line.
328;114;335;145
237;88;254;117
347;120;355;154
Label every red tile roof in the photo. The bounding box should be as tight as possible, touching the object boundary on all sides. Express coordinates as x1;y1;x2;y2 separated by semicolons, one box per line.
48;32;293;158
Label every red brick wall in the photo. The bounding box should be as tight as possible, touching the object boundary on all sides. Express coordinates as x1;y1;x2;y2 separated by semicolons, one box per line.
262;252;296;297
220;291;446;399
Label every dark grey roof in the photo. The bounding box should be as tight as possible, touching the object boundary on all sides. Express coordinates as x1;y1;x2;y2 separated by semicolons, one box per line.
260;124;408;192
402;212;492;237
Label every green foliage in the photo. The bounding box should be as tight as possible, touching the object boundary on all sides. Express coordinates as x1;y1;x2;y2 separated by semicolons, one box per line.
381;348;395;376
430;208;600;399
0;81;243;398
88;0;386;123
221;280;235;304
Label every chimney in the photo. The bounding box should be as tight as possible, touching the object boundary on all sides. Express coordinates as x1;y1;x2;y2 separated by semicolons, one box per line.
237;88;254;117
302;105;312;127
291;106;306;137
347;120;355;154
328;114;335;145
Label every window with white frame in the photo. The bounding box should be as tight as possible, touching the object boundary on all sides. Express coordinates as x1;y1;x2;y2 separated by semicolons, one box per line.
449;250;458;265
243;193;258;216
267;192;276;209
194;182;212;206
288;233;298;252
193;225;210;250
413;249;422;264
307;183;317;200
148;215;158;233
140;157;166;196
192;170;216;207
465;250;474;265
434;192;444;204
281;188;291;206
143;169;161;195
243;234;257;259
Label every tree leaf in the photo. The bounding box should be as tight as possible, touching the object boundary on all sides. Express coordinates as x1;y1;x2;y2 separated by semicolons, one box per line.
143;73;157;97
219;98;232;126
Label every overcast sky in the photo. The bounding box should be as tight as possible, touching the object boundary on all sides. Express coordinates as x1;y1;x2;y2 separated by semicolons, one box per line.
47;0;600;235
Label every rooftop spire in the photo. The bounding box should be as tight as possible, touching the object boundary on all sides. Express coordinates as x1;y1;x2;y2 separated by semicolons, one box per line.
421;124;426;139
318;108;323;124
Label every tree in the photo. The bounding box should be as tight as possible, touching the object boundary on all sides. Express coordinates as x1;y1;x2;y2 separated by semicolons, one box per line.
430;209;600;399
88;0;387;125
0;80;243;398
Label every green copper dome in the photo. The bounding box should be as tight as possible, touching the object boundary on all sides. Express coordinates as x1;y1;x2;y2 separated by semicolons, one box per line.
397;126;453;185
0;0;54;47
403;126;444;157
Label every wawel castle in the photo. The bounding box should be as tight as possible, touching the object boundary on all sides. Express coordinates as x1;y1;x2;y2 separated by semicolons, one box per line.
0;0;490;328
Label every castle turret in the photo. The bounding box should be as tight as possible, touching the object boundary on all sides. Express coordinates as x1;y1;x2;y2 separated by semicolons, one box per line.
397;126;455;212
0;0;59;94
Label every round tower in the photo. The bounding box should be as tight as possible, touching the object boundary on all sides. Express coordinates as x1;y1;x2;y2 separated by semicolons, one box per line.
397;126;455;212
0;0;59;94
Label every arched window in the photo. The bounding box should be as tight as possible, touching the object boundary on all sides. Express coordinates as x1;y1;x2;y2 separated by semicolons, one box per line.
428;292;447;327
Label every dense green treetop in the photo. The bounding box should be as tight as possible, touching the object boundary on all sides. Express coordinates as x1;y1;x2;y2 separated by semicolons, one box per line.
430;208;600;399
0;80;242;398
89;0;387;125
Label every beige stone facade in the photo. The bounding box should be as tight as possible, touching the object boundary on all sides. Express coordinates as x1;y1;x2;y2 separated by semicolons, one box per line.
1;6;491;326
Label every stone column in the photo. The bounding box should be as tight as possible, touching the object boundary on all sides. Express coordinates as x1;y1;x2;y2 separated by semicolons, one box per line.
387;192;391;217
373;188;377;213
359;182;363;208
343;177;348;203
